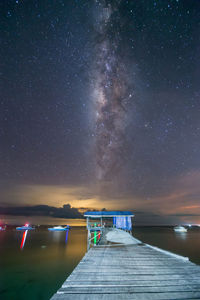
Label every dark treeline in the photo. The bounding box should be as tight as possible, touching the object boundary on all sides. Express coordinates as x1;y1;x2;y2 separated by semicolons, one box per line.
0;203;83;219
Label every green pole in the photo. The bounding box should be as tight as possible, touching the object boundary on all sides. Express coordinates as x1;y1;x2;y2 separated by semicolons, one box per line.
94;223;97;245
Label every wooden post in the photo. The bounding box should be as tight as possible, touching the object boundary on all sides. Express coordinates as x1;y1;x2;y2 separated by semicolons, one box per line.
130;216;133;235
86;217;88;229
87;217;91;251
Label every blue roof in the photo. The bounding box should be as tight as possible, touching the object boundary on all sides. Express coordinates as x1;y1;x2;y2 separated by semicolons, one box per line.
84;211;134;217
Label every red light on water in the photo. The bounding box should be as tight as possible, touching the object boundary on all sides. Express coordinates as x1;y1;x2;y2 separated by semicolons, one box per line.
20;230;28;249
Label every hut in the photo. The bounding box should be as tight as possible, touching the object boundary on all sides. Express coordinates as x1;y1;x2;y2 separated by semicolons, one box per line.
84;211;134;231
84;211;134;249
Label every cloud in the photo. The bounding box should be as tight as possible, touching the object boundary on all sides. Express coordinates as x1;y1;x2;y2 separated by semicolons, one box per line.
129;170;200;224
1;169;200;225
0;183;101;209
170;213;200;217
0;182;136;211
0;203;82;219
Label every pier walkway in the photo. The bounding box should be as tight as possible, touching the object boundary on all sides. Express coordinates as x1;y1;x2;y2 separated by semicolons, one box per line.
51;229;200;300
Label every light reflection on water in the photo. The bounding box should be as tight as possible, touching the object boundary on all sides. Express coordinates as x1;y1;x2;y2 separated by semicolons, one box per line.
175;231;187;240
19;229;70;250
20;230;28;250
65;230;69;243
0;227;87;300
49;230;70;244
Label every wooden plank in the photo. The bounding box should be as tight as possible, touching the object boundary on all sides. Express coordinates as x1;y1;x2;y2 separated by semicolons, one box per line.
64;279;200;286
82;255;189;259
71;268;200;274
51;291;200;300
81;256;191;261
87;253;187;258
80;257;192;262
76;262;196;267
59;285;200;293
78;262;192;267
67;273;200;281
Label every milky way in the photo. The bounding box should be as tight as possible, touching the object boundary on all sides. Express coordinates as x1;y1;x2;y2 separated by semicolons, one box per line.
92;0;132;181
2;0;200;224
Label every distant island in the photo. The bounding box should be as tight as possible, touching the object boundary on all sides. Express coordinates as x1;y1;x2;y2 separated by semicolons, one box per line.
0;203;83;219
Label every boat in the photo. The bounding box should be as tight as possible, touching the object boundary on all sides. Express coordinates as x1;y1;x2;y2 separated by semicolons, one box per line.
16;223;35;230
48;225;70;231
174;226;187;232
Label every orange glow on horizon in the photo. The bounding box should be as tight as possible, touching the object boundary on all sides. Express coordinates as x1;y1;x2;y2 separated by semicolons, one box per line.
180;205;200;210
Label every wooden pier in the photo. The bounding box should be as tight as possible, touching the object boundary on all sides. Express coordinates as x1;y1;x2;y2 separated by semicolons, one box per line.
51;228;200;300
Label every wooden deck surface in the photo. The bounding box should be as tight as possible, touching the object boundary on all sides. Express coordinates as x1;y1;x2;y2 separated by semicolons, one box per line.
51;241;200;300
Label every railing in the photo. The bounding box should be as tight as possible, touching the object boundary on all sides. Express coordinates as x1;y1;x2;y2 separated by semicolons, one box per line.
87;228;102;250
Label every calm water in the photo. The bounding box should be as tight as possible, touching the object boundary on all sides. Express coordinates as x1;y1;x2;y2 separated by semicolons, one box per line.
1;226;200;300
133;226;200;265
0;227;87;300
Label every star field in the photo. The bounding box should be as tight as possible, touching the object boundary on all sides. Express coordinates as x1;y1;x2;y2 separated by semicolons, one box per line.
1;0;200;224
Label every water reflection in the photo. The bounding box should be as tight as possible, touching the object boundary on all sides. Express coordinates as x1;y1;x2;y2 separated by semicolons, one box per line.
20;230;28;250
2;227;87;300
175;232;187;240
51;231;63;242
49;229;70;245
65;230;69;244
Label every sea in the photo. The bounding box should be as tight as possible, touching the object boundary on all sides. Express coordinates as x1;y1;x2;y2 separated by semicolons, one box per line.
0;218;200;300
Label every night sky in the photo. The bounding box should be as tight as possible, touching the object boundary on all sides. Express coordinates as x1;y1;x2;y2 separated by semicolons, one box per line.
1;0;200;225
